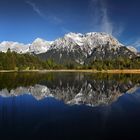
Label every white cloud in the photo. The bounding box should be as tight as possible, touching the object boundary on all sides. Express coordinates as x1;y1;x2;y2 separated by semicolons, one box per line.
100;7;113;34
90;0;123;37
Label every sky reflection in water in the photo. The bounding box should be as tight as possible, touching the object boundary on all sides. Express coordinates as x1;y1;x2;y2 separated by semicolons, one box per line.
0;72;140;139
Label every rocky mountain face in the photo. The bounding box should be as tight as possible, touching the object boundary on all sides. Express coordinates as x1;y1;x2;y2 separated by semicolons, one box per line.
0;32;138;64
38;32;137;64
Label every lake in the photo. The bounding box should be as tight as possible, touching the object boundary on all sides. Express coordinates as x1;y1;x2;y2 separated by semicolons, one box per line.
0;72;140;140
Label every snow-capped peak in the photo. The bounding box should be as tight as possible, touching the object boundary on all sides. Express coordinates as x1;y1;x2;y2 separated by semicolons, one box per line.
0;32;138;55
85;32;122;46
127;46;137;54
0;41;30;53
65;32;83;38
64;32;84;46
33;38;45;43
29;38;52;54
51;32;124;55
0;38;53;54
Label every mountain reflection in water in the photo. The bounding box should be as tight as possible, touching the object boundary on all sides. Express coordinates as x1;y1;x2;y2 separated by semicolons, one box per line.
0;72;139;106
0;72;140;139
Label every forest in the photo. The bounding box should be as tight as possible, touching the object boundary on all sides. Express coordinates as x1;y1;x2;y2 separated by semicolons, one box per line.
0;49;140;70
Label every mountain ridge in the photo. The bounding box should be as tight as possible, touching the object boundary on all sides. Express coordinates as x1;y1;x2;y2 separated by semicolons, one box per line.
0;32;139;65
0;32;138;54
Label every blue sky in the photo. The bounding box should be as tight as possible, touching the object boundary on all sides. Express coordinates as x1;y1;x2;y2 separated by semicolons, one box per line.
0;0;140;48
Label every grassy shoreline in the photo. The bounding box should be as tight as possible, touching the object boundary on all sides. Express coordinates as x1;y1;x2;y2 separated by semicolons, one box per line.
1;69;140;74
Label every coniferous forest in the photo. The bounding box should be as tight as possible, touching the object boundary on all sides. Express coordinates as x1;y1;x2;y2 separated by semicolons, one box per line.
0;48;140;70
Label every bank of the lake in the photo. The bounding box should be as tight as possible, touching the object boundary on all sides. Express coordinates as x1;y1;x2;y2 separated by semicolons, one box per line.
1;69;140;73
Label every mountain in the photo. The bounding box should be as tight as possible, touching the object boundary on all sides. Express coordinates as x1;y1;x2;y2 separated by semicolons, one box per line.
38;32;138;64
50;32;122;54
0;41;30;53
127;46;138;54
0;38;53;54
0;32;138;64
0;80;137;106
29;38;53;54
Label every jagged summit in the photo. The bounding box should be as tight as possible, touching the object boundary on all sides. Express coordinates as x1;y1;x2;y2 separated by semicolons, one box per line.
0;32;138;63
56;32;122;48
29;38;53;54
50;32;124;55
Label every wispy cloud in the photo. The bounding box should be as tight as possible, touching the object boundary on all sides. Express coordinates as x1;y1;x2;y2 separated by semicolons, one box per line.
100;0;113;34
26;1;62;24
26;1;46;20
131;38;140;50
50;15;63;24
90;0;123;37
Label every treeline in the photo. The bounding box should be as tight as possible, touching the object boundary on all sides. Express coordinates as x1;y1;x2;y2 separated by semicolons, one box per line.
45;57;140;70
84;57;140;70
0;49;47;70
0;49;140;70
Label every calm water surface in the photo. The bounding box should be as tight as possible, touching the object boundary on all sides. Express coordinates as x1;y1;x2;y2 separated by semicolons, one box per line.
0;72;140;140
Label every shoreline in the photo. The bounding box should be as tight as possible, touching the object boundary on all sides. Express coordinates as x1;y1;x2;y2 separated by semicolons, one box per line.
0;69;140;74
